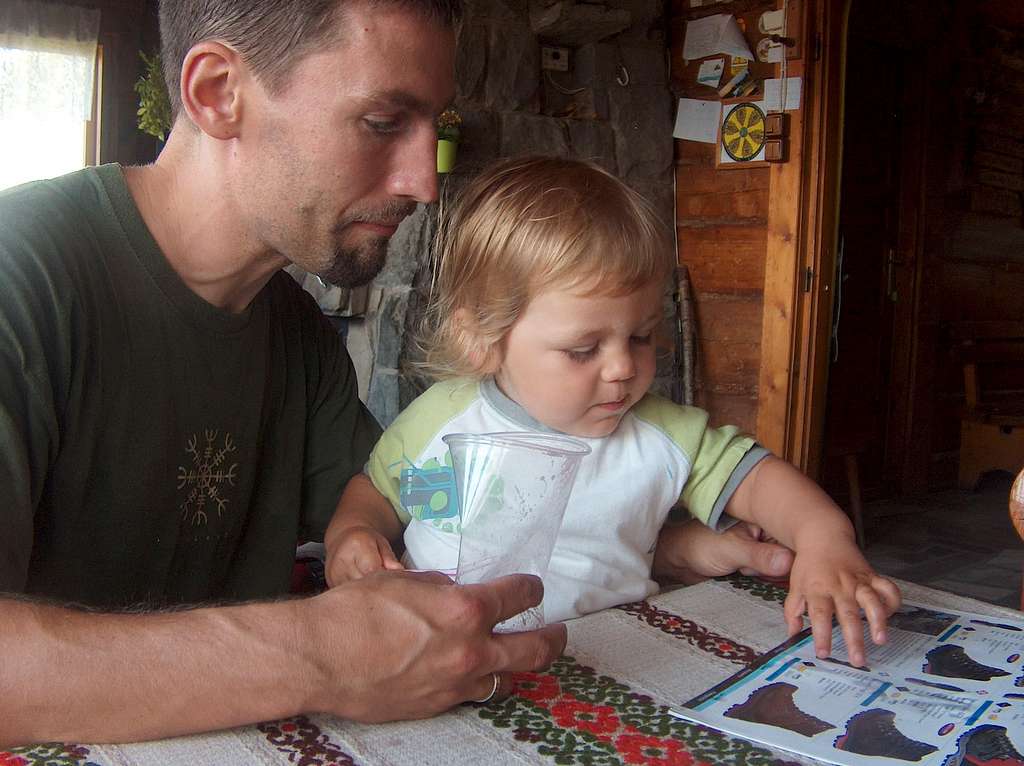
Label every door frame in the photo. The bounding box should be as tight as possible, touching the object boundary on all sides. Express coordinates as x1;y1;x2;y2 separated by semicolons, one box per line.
756;0;847;477
760;0;927;489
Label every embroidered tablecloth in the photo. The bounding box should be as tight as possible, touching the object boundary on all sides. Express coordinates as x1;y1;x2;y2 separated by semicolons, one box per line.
7;576;1018;766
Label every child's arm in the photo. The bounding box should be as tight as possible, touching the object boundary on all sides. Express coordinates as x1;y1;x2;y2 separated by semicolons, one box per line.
724;456;902;667
324;473;406;586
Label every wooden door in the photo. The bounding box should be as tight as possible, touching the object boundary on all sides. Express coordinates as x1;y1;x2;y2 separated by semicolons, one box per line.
821;34;916;503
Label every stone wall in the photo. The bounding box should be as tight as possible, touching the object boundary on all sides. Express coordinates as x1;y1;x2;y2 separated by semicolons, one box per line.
352;0;677;425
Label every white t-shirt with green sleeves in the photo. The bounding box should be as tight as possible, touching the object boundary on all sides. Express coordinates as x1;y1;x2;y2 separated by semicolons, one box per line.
367;378;769;622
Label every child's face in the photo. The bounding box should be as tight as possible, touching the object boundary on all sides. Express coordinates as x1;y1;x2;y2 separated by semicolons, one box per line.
493;280;663;438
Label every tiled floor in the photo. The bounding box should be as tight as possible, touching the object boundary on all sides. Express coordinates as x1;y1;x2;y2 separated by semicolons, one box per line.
863;471;1023;609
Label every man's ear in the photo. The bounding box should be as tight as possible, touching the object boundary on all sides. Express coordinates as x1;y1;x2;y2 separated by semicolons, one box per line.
454;308;502;376
179;41;245;140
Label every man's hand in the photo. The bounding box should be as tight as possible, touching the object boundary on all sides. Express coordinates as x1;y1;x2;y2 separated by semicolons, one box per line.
784;537;901;668
299;570;567;722
325;525;404;586
653;518;794;585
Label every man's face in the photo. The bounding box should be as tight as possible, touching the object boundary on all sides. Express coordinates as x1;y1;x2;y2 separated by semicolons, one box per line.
235;4;455;287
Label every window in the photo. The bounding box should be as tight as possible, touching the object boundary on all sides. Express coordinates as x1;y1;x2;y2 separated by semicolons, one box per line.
0;1;101;192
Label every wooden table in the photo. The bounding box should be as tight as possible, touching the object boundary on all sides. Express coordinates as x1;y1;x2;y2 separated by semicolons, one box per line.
6;576;1019;766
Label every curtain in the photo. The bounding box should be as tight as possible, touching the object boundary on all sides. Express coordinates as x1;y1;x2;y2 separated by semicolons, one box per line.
0;1;100;190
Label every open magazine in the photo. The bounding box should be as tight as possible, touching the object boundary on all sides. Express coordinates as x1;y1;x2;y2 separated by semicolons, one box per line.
670;602;1024;766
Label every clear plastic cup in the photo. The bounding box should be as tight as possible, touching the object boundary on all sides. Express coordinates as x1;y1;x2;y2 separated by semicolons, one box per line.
442;431;591;632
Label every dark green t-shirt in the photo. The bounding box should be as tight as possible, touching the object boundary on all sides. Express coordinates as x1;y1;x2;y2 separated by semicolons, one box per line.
0;165;381;607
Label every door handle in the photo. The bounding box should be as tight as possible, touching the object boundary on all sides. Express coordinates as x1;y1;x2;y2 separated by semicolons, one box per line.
886;248;904;303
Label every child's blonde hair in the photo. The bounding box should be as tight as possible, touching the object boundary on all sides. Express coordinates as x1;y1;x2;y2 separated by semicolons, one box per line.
420;155;674;379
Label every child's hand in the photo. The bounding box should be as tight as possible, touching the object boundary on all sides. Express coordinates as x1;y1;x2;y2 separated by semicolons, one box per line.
784;540;901;668
325;526;404;586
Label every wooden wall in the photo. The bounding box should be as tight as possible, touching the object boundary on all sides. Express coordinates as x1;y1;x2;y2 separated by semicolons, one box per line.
669;0;781;434
671;0;1024;493
675;158;768;432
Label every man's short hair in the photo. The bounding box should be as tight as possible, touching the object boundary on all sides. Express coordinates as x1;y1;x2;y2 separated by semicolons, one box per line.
159;0;462;119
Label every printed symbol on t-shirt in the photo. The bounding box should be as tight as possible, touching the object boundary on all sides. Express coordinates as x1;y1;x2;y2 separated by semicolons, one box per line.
176;430;239;526
401;463;459;522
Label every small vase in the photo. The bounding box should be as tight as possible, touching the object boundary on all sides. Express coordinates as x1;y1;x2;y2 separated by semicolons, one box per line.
1012;468;1024;610
437;139;458;173
1011;467;1024;540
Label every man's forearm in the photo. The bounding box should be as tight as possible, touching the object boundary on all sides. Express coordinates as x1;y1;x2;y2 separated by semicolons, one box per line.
0;596;314;747
2;570;568;749
651;521;713;585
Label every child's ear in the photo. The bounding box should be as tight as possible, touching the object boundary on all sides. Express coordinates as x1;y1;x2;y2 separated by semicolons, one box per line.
454;308;502;376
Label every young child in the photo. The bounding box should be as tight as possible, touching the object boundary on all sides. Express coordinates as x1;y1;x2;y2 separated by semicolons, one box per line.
325;156;900;666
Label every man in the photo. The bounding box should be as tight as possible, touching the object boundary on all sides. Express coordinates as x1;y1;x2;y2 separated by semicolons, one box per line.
0;0;792;747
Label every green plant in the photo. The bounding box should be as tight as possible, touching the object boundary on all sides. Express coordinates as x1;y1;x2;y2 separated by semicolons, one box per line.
135;52;172;141
437;107;462;142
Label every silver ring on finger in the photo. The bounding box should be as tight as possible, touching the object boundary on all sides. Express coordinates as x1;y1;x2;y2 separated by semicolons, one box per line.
472;672;500;704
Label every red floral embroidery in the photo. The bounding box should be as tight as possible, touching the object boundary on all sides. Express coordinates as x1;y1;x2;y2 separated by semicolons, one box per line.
512;671;561;705
614;733;695;766
551;700;621;737
483;654;781;766
0;754;29;766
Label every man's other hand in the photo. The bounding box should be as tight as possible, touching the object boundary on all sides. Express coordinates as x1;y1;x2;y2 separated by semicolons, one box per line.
653;518;794;585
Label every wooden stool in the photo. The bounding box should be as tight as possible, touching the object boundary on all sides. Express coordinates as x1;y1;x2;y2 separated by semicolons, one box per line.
951;322;1024;490
843;452;866;550
960;420;1024;490
825;442;867;550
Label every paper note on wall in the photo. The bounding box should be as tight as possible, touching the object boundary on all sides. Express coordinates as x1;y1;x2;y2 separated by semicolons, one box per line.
696;58;725;87
683;14;754;61
764;77;802;111
673;98;721;144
